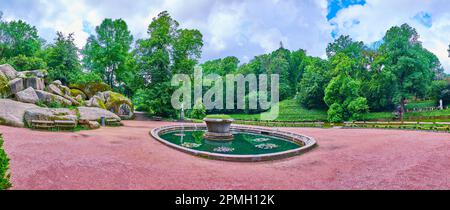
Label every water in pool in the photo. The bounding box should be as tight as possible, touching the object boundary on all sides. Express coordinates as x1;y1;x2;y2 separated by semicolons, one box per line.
159;130;302;155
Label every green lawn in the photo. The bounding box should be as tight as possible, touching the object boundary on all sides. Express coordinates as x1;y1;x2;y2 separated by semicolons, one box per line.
228;99;450;123
405;100;437;110
229;99;328;122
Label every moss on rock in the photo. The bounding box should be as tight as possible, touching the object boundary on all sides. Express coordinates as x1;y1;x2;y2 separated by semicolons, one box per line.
70;88;87;100
104;91;134;119
0;73;11;98
69;82;111;98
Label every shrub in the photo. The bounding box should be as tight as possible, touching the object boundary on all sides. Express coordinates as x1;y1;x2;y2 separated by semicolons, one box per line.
0;73;10;98
347;97;369;121
47;101;63;108
189;99;206;119
327;103;344;123
70;72;102;85
0;134;12;190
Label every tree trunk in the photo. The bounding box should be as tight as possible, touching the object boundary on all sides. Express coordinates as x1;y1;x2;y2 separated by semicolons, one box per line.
399;98;405;122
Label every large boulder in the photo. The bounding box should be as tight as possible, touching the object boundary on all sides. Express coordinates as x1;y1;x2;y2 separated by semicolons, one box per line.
24;77;45;90
69;82;111;98
0;64;18;80
78;107;121;122
0;99;38;127
70;89;87;100
103;91;134;119
35;90;72;106
47;81;81;106
48;83;64;96
16;87;39;104
86;95;106;109
16;69;48;78
8;78;24;95
23;108;78;127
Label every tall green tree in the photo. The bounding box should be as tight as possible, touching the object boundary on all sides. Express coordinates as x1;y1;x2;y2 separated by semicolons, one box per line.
380;24;438;119
134;11;203;116
82;18;133;88
297;57;331;109
44;32;81;84
0;19;43;59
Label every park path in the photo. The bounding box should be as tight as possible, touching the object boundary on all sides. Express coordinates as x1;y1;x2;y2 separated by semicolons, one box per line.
1;120;450;190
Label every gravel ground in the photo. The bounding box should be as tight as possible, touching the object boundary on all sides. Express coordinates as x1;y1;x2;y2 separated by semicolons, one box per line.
1;121;449;190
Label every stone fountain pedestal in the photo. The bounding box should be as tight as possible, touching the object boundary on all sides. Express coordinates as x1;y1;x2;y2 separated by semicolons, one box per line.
203;118;234;141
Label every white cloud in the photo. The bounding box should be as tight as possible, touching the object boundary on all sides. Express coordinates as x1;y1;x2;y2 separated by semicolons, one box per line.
330;0;450;72
0;0;332;63
1;0;448;72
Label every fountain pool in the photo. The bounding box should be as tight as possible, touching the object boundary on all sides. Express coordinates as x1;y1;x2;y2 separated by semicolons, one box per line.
151;125;317;162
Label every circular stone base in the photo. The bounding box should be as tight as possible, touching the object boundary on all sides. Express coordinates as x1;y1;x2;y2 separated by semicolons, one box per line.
203;132;234;141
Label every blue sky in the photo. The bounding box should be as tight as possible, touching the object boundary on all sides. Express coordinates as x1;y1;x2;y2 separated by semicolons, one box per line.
327;0;366;20
0;0;449;72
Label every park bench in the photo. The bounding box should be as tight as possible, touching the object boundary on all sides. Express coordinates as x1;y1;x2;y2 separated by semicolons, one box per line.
54;120;77;129
31;120;55;129
105;118;121;126
153;116;163;121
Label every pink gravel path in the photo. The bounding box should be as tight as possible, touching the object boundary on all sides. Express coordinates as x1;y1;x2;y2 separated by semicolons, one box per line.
1;121;450;190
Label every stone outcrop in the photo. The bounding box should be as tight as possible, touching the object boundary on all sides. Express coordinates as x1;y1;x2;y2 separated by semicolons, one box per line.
48;81;80;106
8;78;24;95
69;82;111;98
70;89;87;100
24;77;45;90
86;95;105;109
35;90;72;106
78;107;121;122
0;64;17;80
23;108;78;126
48;83;64;96
103;91;134;119
16;69;47;79
15;87;39;104
0;99;38;127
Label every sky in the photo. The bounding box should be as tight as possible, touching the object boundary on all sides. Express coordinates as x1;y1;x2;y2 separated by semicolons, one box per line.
0;0;449;72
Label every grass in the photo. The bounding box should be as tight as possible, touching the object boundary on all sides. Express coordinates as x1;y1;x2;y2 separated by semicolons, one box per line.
205;114;232;119
229;99;328;122
228;99;450;123
405;100;437;110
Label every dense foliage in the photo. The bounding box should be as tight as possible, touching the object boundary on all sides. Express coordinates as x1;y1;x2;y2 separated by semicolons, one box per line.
0;134;12;190
1;10;447;122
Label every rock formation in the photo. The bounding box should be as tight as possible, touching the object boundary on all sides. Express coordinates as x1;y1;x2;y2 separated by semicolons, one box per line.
0;63;133;129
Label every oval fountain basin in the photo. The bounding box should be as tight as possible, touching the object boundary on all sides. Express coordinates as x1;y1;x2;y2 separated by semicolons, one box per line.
151;125;317;162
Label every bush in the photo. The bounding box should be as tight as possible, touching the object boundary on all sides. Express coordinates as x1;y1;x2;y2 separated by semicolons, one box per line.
0;73;10;98
0;134;12;190
4;55;47;71
132;83;176;118
189;99;206;119
347;97;369;120
70;72;103;85
327;103;344;123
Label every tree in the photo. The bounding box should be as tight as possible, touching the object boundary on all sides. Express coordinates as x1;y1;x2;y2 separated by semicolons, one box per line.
172;29;203;75
3;54;46;71
135;11;179;85
297;57;331;109
326;35;364;59
380;24;437;120
82;18;133;88
0;20;43;58
134;11;204;116
45;32;81;84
